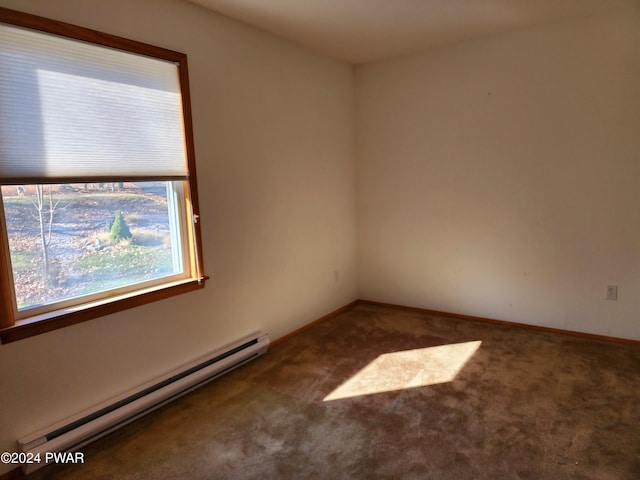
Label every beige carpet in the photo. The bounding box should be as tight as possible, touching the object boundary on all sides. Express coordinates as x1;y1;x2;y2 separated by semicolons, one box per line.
28;303;640;479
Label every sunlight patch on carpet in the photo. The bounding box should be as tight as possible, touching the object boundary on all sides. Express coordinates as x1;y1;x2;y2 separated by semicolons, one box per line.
323;341;482;401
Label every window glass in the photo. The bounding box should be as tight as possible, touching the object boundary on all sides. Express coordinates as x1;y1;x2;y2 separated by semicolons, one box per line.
2;182;189;315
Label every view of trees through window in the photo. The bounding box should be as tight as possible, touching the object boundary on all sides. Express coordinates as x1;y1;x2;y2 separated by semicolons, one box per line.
1;182;182;312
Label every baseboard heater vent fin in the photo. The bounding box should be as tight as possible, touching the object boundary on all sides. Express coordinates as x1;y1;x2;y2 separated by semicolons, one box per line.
18;331;269;475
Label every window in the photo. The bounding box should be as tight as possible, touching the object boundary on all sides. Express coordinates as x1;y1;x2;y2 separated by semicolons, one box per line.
0;8;206;343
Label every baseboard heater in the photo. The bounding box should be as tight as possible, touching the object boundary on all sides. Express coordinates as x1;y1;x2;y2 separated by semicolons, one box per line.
18;331;269;475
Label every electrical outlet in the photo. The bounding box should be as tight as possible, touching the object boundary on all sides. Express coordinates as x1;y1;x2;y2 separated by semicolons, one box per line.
606;285;618;300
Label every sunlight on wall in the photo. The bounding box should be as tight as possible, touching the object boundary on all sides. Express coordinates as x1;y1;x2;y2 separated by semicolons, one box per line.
323;341;482;401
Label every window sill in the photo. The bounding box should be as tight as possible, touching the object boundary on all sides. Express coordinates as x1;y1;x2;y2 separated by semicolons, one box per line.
0;277;207;344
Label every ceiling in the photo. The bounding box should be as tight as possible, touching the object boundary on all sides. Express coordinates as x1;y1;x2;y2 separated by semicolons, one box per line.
188;0;636;64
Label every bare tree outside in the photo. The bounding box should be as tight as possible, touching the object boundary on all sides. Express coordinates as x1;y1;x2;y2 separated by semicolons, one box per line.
26;185;63;287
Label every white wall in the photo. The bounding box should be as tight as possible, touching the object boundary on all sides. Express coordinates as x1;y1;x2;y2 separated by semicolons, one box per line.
356;6;640;340
0;0;357;471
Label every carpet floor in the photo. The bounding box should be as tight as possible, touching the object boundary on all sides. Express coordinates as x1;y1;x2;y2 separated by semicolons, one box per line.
28;303;640;479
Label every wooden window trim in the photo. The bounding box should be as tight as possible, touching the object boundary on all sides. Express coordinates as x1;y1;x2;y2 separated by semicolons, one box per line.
0;8;206;343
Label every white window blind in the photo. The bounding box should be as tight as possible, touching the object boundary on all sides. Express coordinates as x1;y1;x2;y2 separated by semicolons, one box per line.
0;23;189;183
